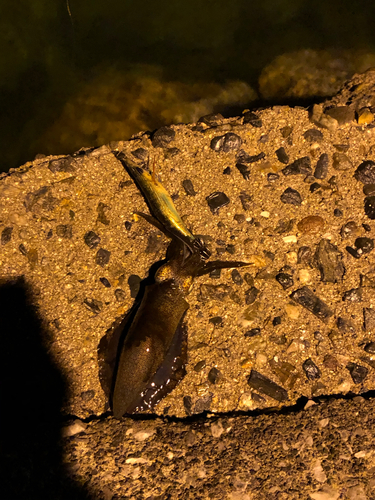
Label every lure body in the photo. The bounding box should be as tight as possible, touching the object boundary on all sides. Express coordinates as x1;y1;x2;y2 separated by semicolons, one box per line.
116;152;211;259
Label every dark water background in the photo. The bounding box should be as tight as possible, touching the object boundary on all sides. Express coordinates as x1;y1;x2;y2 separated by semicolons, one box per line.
1;0;375;172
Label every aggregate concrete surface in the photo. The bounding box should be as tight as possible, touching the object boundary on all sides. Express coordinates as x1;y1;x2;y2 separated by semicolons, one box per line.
2;70;375;499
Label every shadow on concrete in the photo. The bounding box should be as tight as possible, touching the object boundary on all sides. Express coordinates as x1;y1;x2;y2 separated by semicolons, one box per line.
0;278;93;500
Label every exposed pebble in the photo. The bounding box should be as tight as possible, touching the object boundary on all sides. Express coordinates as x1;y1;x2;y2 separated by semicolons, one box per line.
114;289;126;302
297;215;324;234
231;269;243;285
363;307;375;332
56;224;73;239
364;195;375;219
99;277;111;288
1;226;12;245
198;113;224;126
364;342;375;353
182;179;196;196
280;125;292;138
282;156;312;176
48;156;75;173
290;286;333;323
280;187;302;205
245;287;260;305
357;107;374;125
243;111;262;127
275;272;294;290
208;367;221;384
314;153;329;179
124;221;132;231
244;328;260;338
340;221;358;239
152;126;176;147
83;298;102;314
95;248;111;267
131;147;148;161
354;160;375;184
346;362;368;384
302;358;321;380
209;316;223;327
267;172;279;182
303;129;323;143
333;209;343;217
354;236;374;255
275;147;289;164
210;133;242;152
97;202;110;225
314;239;345;283
247;370;288;402
239;192;252;211
206;192;230;214
84;230;101;249
324;105;355;125
194;360;206;372
332;152;352;171
342;288;362;302
298;246;313;266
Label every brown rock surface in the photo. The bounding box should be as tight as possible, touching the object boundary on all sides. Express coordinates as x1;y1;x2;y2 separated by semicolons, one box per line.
2;71;375;421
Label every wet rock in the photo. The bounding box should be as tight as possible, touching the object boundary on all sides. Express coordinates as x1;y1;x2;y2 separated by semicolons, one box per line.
208;367;221;384
1;226;13;245
363;307;375;332
239;192;252;211
231;269;243;285
325;106;355;125
182;179;196;196
99;277;111;288
124;221;132;231
281;156;312;176
333;209;343;217
84;230;101;249
276;272;294;290
310;182;322;193
199;284;232;301
364;195;375;219
223;166;231;175
243;111;262;127
314;153;329;179
245;286;260;305
95;248;111;267
152;126;176;148
303;129;323;143
314;239;345;283
298;246;313;266
244;328;260;338
346;362;368;384
332;152;352;171
128;275;141;298
48;156;75;173
280;187;302;206
364;342;375;353
340;221;358;239
114;288;126;302
297;215;324;234
97;202;110;225
342;288;362;302
198;113;224;126
235;162;250;180
247;370;288;402
83;298;103;314
206;191;230;214
275;147;289;164
302;358;321;380
323;354;339;371
56;224;73;239
354;160;375;184
290;286;333;323
210;133;242;153
243;273;254;286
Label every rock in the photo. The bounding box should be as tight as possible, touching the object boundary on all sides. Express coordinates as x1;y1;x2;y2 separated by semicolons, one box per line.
290;286;333;323
247;370;288;402
314;239;345;283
